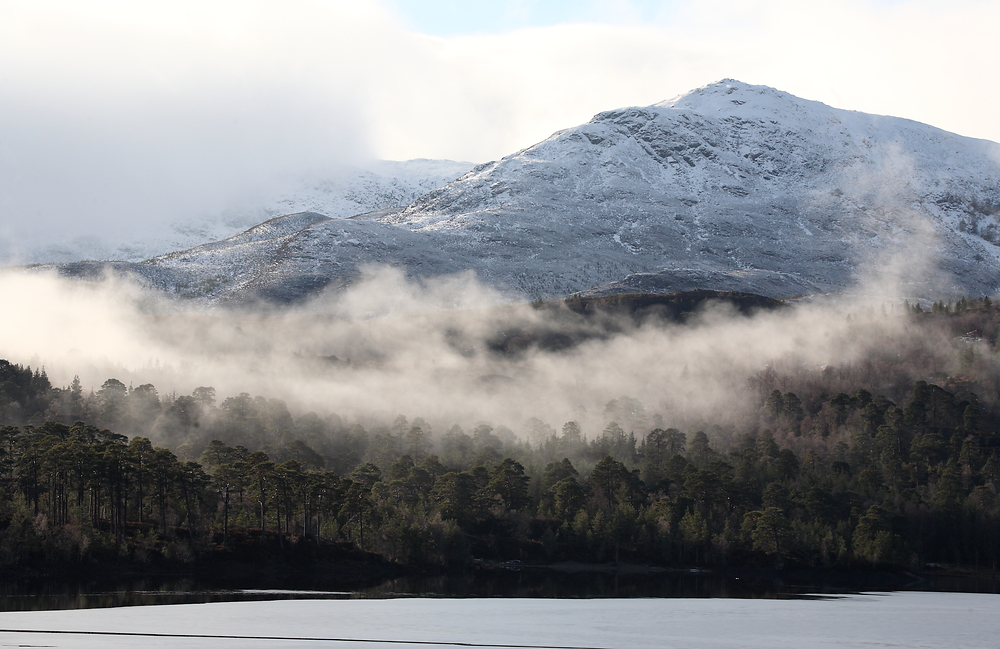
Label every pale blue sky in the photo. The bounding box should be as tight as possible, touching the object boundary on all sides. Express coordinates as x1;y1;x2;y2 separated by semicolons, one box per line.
386;0;678;35
384;0;904;36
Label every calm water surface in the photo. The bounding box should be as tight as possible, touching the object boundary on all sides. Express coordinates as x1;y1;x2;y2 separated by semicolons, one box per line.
0;566;996;611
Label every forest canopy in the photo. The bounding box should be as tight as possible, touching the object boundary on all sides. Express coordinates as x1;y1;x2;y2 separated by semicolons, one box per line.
0;298;998;574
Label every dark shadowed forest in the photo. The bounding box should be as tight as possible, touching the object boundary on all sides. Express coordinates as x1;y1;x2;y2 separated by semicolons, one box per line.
1;296;999;581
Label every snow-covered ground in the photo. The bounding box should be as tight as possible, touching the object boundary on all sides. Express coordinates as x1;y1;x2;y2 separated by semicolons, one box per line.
0;591;996;648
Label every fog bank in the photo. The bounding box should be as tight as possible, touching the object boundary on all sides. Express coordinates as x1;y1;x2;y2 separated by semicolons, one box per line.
0;265;967;442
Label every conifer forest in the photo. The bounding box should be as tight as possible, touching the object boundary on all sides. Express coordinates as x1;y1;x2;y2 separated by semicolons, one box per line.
1;297;999;580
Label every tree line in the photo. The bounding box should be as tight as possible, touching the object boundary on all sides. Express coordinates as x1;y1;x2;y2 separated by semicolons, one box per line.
0;300;998;572
0;380;996;572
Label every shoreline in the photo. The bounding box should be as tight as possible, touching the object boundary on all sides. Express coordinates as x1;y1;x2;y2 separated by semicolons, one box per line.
1;556;996;610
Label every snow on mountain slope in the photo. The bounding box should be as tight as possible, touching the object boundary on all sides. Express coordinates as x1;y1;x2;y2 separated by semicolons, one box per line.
575;268;822;299
46;81;1000;303
128;211;478;302
262;159;474;228
382;80;1000;298
4;159;472;265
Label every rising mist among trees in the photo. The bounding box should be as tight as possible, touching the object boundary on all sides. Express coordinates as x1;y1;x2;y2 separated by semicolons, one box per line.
0;299;999;574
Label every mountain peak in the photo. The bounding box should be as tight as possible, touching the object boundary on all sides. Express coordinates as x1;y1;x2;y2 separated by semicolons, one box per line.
42;81;1000;304
659;79;788;105
654;79;834;123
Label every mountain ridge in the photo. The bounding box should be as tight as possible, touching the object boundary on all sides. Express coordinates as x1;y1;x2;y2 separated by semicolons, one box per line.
35;80;1000;304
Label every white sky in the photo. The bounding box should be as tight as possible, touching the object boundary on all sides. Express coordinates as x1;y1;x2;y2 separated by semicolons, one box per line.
2;0;999;243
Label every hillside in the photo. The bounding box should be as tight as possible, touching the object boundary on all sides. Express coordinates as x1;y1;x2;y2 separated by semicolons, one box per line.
42;81;1000;304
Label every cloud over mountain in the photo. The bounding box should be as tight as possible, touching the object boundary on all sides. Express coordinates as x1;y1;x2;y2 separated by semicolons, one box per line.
41;81;1000;304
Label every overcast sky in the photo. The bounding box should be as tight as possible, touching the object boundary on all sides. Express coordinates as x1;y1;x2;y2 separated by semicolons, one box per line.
2;0;999;249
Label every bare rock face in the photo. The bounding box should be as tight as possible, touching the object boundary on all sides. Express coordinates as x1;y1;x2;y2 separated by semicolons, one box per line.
48;80;1000;303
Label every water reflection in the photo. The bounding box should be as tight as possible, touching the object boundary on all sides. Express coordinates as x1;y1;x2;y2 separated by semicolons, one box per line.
367;570;794;600
0;566;995;611
0;580;356;612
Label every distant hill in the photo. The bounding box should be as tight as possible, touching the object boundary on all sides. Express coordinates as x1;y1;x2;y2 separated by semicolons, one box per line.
482;290;785;357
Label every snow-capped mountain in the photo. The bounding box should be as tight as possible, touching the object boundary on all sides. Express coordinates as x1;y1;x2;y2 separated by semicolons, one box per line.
4;159;472;265
45;81;1000;303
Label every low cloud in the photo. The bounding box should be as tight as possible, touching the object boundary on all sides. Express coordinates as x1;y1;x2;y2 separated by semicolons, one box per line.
0;1;378;261
0;264;963;445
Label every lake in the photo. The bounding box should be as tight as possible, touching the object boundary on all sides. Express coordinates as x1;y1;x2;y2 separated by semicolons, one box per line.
0;590;997;648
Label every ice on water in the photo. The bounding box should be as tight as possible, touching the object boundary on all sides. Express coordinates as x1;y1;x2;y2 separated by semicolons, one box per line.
0;591;997;648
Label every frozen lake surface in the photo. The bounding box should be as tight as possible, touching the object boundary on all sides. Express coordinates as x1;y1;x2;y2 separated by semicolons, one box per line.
0;591;996;648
